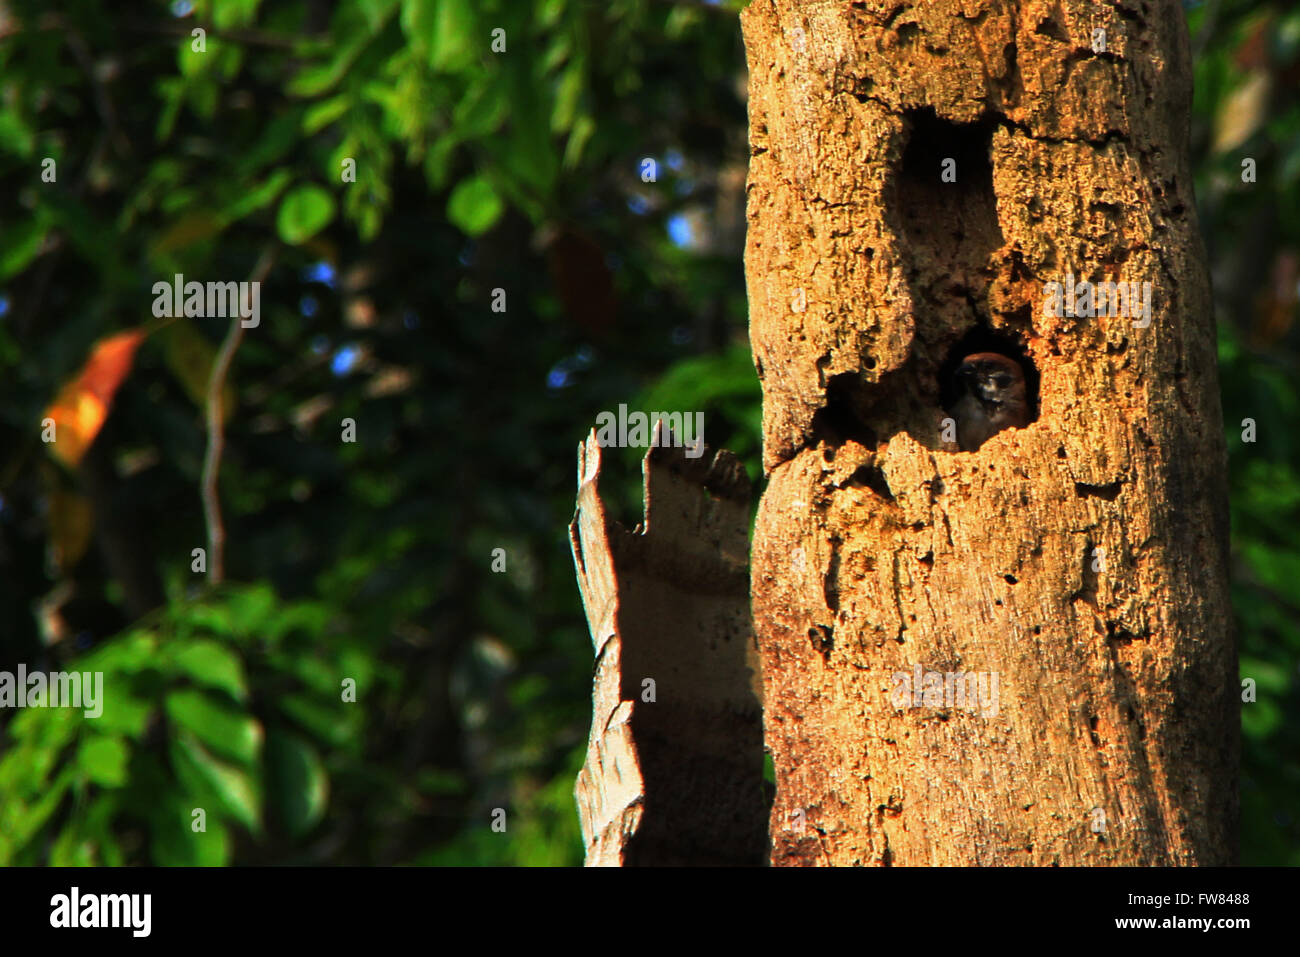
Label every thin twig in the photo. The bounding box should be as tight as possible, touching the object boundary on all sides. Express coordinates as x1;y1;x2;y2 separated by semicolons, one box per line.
201;246;277;586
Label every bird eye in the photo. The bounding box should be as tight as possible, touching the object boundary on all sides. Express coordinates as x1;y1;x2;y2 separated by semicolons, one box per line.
994;374;1011;387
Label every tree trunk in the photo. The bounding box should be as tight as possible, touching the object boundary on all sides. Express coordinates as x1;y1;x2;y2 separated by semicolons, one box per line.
741;0;1237;865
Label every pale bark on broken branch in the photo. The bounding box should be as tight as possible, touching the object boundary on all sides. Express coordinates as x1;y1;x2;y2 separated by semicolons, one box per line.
570;426;767;866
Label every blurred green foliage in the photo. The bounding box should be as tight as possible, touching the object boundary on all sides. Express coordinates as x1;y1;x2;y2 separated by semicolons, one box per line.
1189;0;1300;864
1;582;369;864
0;0;1295;865
0;0;748;866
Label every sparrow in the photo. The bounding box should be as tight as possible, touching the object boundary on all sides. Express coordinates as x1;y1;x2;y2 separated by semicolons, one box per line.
951;352;1029;451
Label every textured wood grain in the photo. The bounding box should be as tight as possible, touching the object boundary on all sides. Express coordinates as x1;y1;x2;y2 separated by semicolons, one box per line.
571;428;767;865
742;0;1237;865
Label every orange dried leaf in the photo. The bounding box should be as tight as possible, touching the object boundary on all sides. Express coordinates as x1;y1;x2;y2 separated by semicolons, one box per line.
44;329;146;468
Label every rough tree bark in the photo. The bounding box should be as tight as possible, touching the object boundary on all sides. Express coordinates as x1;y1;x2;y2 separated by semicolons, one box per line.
570;430;767;865
741;0;1237;865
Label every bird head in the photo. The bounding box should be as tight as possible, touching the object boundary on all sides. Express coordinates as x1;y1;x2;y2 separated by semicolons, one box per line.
956;352;1026;406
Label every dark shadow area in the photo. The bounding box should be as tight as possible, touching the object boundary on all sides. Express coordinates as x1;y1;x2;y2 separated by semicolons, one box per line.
895;108;1001;285
813;108;1016;455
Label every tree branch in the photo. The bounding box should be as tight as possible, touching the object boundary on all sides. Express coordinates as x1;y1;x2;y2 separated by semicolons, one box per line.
201;247;277;586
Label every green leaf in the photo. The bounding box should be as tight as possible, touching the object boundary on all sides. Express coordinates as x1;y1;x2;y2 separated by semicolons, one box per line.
551;63;584;134
213;0;262;30
266;730;328;838
1242;697;1283;739
539;0;566;29
184;603;235;637
77;735;129;787
447;176;504;236
222;168;292;222
273;653;338;696
280;693;351;748
165;689;263;766
452;81;508;140
2;766;76;849
359;0;401;33
431;0;476;72
93;690;152;740
228;583;281;636
178;40;215;79
286;32;372;98
424;134;461;190
236;110;303;173
0;109;35;158
81;631;159;674
170;733;261;833
18;704;81;752
277;185;337;244
155;77;185;141
400;0;436;48
303;96;351;135
564;114;596;169
264;599;331;642
77;793;126;866
150;795;230;866
1241;656;1290;695
168;640;249;703
0;219;47;281
542;35;571;74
